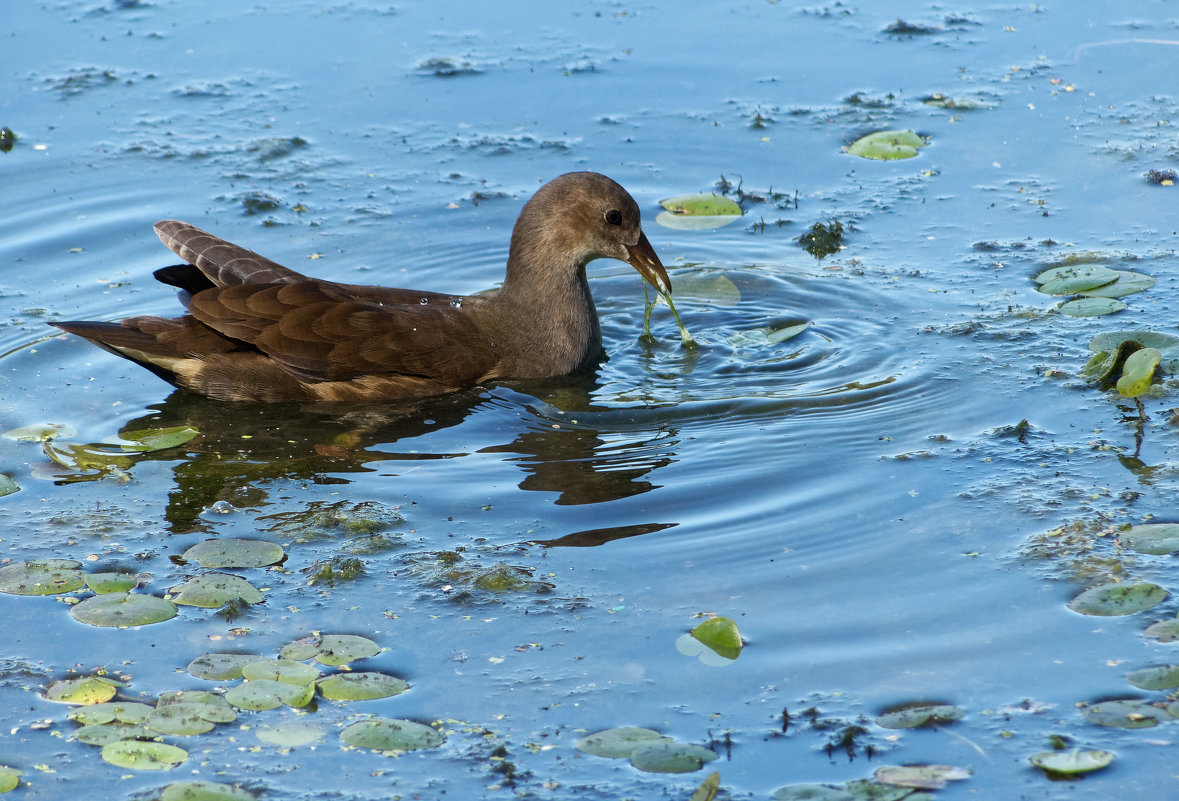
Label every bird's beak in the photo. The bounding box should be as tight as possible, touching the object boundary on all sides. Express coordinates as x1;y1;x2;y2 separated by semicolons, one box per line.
625;230;672;296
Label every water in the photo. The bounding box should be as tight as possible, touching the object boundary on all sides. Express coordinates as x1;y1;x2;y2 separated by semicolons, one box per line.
3;1;1179;798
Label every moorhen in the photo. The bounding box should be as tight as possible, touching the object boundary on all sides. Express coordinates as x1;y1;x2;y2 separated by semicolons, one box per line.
53;172;671;402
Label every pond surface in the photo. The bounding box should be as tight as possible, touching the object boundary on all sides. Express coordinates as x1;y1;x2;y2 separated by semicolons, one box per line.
3;1;1179;798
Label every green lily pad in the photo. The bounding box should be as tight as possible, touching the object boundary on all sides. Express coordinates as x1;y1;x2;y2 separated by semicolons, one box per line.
43;441;135;473
1080;699;1165;728
160;780;256;801
317;671;410;701
1116;348;1161;398
846;129;928;160
629;740;718;773
875;702;965;729
43;675;123;704
339;718;445;751
0;559;86;595
0;475;18;497
2;422;75;441
1125;664;1179;691
70;592;178;627
1059;297;1127;317
1030;749;1114;777
156;691;236;722
1067;582;1167;616
146;703;217;736
1079;270;1156;298
187;653;258;681
655;210;743;230
1090;330;1179;354
279;633;379;666
0;766;22;793
84;571;138;594
225;680;314;710
1034;264;1120;295
690;616;743;660
115;425;199;453
100;739;187;770
68;701;153;725
182;539;284;569
874;764;970;789
1121;523;1179;555
169;573;263;607
575;726;672;758
255;720;327;748
660;193;743;216
772;784;855;801
72;723;149;745
1145;618;1179;643
841;780;916;801
240;658;321;686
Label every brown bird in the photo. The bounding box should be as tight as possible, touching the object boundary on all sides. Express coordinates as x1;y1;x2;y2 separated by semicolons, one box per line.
53;172;672;402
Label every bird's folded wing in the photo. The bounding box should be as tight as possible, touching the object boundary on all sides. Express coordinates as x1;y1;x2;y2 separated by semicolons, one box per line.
155;220;306;286
186;281;497;384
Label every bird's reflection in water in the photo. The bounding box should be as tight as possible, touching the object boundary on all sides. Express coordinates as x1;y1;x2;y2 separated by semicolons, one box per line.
116;374;678;541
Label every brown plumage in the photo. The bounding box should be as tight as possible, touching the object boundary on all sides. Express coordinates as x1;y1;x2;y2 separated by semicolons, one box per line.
52;172;672;402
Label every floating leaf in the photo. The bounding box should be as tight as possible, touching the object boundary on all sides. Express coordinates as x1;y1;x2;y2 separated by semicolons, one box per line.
1081;699;1165;728
874;764;970;789
1030;749;1114;777
575;726;671;758
187;653;258;681
1090;330;1179;359
629;740;718;773
1059;297;1126;317
240;658;321;686
1067;582;1167;616
0;475;17;497
317;671;410;701
159;781;256;801
1033;264;1119;295
0;559;86;595
0;766;22;794
255;720;327;748
116;425;199;453
68;701;153;725
279;633;379;666
1145;618;1179;643
841;780;916;800
169;573;263;607
73;723;148;746
156;691;236;723
70;592;177;627
84;571;138;594
875;702;964;729
660;193;743;217
2;422;75;442
1116;348;1161;398
1079;270;1156;298
690;616;743;660
772;785;854;801
146;703;217;736
846;129;927;160
1125;665;1179;691
1121;523;1179;555
225;680;313;710
100;739;187;770
339;718;445;751
43;675;122;704
182;538;284;569
43;441;135;473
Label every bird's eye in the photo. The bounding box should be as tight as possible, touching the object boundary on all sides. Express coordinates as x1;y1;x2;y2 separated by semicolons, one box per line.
604;209;623;225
